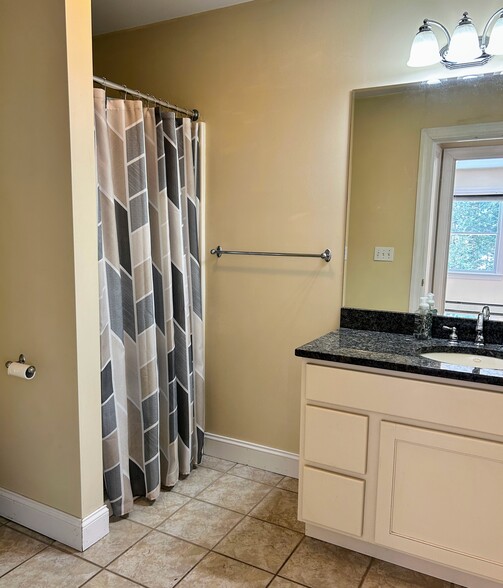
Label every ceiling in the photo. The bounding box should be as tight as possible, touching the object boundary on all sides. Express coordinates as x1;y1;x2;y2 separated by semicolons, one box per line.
92;0;254;35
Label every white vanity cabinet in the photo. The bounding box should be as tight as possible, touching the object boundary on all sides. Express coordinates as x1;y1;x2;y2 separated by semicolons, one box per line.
298;362;503;587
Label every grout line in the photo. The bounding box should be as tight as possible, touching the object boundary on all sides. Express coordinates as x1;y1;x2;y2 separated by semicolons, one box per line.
227;464;287;486
172;549;214;587
81;567;150;588
192;475;276;516
157;506;303;556
3;521;55;546
127;493;195;530
162;507;306;584
207;515;305;581
199;460;236;473
195;505;244;549
0;542;51;580
274;535;310;586
270;574;311;588
172;478;302;535
246;511;304;535
170;469;226;499
196;550;278;579
201;459;298;488
218;470;279;489
50;525;157;573
358;557;374;588
99;528;156;570
199;461;299;494
227;472;286;488
98;526;211;587
189;493;259;516
152;525;220;552
150;497;195;530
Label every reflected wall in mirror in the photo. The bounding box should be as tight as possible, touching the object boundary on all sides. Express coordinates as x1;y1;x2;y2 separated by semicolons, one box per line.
344;73;503;320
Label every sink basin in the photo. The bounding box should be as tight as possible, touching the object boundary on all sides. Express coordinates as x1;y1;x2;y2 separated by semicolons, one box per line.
421;351;503;370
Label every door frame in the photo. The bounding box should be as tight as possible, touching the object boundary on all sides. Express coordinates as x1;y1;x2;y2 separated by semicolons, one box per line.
409;121;503;312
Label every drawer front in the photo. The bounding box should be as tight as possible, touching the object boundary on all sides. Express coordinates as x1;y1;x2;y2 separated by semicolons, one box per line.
304;405;368;474
301;466;365;536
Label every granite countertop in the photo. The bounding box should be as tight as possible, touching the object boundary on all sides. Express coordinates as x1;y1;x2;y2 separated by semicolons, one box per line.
295;328;503;388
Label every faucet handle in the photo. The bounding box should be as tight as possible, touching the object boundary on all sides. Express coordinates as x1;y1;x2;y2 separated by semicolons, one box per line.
442;325;458;342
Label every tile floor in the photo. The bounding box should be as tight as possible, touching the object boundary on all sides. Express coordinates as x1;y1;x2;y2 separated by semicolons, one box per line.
0;456;465;587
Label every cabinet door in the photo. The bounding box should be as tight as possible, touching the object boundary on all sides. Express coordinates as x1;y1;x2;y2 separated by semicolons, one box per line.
375;422;503;582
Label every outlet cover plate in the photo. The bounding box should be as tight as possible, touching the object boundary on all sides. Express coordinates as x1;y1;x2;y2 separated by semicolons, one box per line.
374;247;394;262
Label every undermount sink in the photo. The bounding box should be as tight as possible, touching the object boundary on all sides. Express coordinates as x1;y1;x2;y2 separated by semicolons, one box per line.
420;351;503;370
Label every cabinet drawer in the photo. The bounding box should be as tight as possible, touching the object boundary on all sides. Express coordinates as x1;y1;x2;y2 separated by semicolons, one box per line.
304;405;368;473
301;466;365;536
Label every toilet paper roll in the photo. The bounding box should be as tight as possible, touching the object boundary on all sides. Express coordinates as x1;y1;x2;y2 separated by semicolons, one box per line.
7;362;36;379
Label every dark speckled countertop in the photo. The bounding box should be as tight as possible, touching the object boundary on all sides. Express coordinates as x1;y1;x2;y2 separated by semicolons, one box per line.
295;328;503;389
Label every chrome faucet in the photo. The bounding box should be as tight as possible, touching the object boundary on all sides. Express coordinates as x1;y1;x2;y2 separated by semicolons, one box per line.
474;305;491;347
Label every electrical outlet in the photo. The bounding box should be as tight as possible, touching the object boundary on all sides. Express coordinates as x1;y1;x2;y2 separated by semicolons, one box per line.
374;247;394;262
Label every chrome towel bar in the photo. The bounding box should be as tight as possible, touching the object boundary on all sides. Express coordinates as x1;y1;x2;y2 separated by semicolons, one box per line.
210;245;332;262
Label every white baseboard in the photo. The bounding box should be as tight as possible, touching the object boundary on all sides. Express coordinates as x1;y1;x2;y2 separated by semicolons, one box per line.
204;433;299;478
0;487;109;551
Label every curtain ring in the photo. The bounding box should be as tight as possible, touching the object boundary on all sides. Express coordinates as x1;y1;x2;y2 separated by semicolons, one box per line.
122;84;128;100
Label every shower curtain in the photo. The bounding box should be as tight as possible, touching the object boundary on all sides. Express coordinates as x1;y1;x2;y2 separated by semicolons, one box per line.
94;88;205;517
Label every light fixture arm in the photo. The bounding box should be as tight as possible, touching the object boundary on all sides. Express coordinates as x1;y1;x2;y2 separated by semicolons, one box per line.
480;8;503;51
423;19;451;45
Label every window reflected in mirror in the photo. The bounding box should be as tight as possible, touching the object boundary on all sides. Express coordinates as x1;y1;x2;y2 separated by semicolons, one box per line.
444;155;503;321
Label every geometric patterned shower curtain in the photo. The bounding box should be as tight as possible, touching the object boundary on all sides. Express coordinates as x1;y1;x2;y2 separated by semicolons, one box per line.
94;88;205;517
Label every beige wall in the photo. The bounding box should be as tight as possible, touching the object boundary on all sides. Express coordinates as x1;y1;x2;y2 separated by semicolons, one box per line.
346;79;503;312
93;0;503;453
0;0;102;517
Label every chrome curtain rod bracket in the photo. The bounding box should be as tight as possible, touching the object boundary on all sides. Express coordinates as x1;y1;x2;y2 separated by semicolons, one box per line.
93;76;200;121
210;245;332;262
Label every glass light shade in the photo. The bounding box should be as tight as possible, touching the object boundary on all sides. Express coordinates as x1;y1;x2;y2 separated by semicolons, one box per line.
445;22;482;63
407;29;441;67
486;16;503;55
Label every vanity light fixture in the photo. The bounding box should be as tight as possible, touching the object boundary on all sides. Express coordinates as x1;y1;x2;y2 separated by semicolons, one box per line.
408;8;503;69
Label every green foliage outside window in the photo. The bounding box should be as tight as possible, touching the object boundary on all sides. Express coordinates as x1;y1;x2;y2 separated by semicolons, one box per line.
447;200;501;273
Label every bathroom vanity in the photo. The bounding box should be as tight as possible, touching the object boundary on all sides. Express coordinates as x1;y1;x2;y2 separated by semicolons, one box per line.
295;320;503;587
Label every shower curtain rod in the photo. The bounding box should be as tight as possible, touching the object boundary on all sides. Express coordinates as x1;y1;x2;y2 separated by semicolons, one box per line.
93;76;200;121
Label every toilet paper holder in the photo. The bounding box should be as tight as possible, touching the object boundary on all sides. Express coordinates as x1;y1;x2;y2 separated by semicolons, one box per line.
5;355;36;378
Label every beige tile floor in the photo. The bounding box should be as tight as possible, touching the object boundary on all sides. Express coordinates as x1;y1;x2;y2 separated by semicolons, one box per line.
0;456;466;587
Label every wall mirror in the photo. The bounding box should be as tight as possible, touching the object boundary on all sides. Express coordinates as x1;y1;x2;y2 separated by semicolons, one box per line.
344;73;503;320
